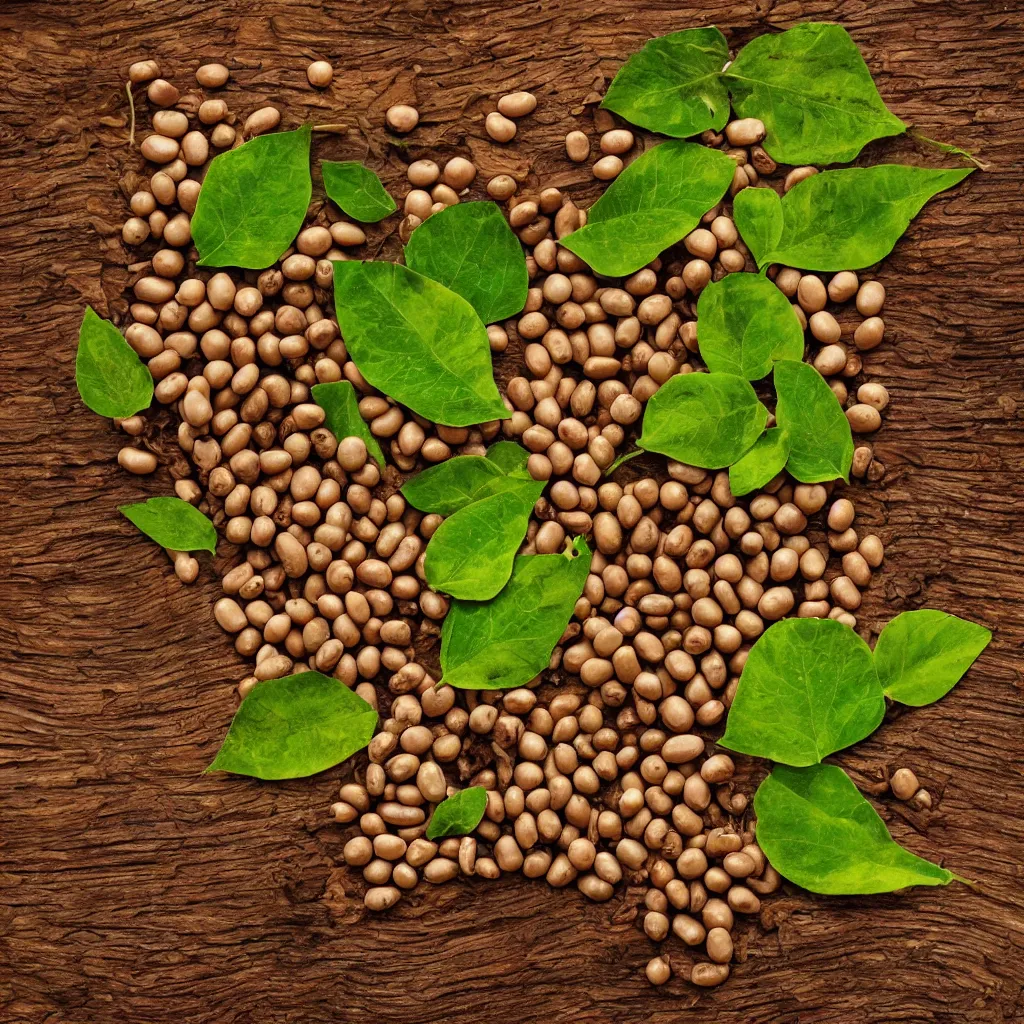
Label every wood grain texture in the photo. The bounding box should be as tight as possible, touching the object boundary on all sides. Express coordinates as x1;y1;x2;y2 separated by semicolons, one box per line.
1;1;1023;1021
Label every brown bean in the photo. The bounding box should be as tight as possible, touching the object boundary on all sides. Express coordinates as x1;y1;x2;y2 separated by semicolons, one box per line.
485;111;517;142
243;106;281;137
364;886;402;911
856;280;886;316
847;403;882;433
146;79;179;107
645;956;671;986
690;963;730;988
118;448;158;474
386;104;419;133
306;60;334;87
565;131;590;162
725;118;765;146
498;91;537;118
195;62;230;87
891;767;920;800
672;914;706;946
593;155;623;181
854;317;885;351
128;60;161;84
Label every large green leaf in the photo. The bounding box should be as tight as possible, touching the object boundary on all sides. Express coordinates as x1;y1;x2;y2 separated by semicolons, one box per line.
774;359;853;483
192;126;312;269
424;477;544;601
638;372;768;469
426;787;488;839
600;28;730;138
405;202;528;324
75;307;153;418
441;537;592;689
208;672;377;780
739;165;973;271
721;618;885;766
401;455;508;517
559;141;735;276
332;261;508;427
321;160;397;222
484;440;531;477
405;447;544;600
120;496;217;554
754;764;956;894
732;187;783;264
310;381;387;469
874;610;991;707
697;272;804;380
728;428;790;496
726;23;906;164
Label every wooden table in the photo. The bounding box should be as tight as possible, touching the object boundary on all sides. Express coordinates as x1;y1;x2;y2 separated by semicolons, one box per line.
2;1;1023;1020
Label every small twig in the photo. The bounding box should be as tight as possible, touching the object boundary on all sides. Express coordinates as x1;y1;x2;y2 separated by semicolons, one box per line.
312;123;349;134
125;81;136;148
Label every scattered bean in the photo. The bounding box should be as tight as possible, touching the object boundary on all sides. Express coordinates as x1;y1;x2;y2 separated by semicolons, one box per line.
386;104;419;133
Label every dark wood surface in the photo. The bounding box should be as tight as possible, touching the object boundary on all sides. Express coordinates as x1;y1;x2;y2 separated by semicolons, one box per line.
2;1;1023;1021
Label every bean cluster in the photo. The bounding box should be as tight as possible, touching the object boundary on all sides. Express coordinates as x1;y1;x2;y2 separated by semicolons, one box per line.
114;62;893;988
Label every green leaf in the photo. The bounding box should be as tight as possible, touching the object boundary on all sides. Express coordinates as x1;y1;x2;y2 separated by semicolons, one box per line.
310;381;386;469
401;455;507;517
774;359;853;483
321;160;397;223
208;671;377;780
721;618;884;766
750;165;974;272
728;428;790;496
732;187;783;264
192;126;312;269
725;23;906;164
484;440;531;477
559;141;736;277
441;537;593;689
426;787;488;839
120;496;217;554
424;477;544;600
75;307;154;419
754;764;955;894
874;610;992;707
404;447;544;600
638;372;768;469
332;261;508;427
600;27;730;139
405;202;528;324
697;272;804;380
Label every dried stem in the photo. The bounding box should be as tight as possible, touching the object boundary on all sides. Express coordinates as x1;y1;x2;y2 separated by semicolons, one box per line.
125;81;136;148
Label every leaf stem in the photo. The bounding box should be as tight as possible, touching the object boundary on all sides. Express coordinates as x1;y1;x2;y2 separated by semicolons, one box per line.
604;448;645;476
909;131;990;171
